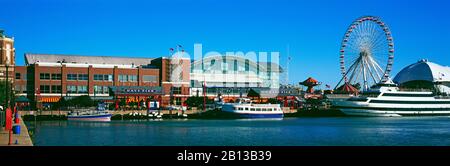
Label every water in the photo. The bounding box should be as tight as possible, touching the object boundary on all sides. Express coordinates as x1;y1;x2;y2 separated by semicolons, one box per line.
26;117;450;146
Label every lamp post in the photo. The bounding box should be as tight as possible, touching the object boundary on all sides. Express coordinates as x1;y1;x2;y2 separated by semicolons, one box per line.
5;64;9;108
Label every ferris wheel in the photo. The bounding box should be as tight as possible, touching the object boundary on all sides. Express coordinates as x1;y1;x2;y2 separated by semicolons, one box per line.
337;16;395;91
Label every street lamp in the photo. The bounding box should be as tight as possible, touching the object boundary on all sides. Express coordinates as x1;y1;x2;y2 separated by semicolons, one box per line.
5;63;9;108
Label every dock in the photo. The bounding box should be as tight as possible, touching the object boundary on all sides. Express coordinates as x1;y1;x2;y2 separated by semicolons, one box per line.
0;116;33;146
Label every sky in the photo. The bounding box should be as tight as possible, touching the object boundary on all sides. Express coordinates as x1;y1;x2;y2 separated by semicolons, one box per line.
1;0;450;87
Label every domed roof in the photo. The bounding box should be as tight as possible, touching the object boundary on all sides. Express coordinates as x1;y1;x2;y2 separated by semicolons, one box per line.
393;59;450;84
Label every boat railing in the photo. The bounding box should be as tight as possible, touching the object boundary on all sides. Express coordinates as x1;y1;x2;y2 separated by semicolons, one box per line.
326;94;354;99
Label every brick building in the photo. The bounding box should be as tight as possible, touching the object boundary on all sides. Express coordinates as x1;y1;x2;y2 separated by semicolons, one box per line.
15;53;190;109
0;30;15;82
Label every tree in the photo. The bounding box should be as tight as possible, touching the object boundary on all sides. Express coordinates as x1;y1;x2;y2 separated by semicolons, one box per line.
267;98;279;104
247;88;260;98
0;81;15;107
185;96;213;108
66;95;96;108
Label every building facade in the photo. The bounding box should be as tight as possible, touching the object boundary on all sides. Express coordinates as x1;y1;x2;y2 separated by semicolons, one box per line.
190;55;283;101
17;53;190;109
0;30;15;82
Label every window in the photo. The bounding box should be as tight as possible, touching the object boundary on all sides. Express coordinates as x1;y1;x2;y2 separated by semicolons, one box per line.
51;85;62;93
94;74;113;81
245;59;250;71
78;74;88;81
40;85;50;93
40;73;50;80
172;87;182;94
22;85;27;93
15;73;21;79
94;74;104;81
15;85;21;93
107;75;113;82
67;74;77;81
67;85;77;93
103;86;109;94
51;74;61;80
77;86;88;93
94;86;109;94
119;75;127;82
143;75;157;83
128;75;137;82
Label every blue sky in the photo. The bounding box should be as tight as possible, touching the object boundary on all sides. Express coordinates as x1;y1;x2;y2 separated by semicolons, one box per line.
1;0;449;87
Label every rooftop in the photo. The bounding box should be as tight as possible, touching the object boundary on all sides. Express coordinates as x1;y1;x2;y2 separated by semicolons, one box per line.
25;53;155;66
393;59;450;84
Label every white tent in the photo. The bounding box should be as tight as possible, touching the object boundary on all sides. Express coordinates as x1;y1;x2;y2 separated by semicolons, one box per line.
393;59;450;84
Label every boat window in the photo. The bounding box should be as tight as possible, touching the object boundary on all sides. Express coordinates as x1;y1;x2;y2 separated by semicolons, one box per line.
250;108;256;111
238;107;243;111
245;107;249;111
382;93;434;97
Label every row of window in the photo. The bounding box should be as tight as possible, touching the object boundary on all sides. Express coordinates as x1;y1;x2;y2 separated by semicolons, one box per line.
67;74;88;81
14;85;27;93
39;85;62;93
66;85;88;94
236;107;280;112
119;75;138;82
39;85;109;94
16;73;26;80
35;73;155;83
193;59;264;73
40;73;61;80
94;74;113;82
94;86;109;94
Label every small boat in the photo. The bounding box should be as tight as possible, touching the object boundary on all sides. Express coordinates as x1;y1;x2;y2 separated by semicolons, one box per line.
221;98;284;119
68;102;112;122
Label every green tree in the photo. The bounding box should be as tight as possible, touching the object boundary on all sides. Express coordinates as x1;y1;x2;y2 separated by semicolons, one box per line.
66;95;96;108
267;98;279;104
0;81;15;107
247;88;260;98
185;96;213;108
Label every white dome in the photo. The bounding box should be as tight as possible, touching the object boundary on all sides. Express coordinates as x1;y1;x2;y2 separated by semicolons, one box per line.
393;59;450;84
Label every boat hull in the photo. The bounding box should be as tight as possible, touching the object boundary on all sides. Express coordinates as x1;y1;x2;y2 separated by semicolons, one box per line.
68;114;112;122
338;108;450;117
331;99;450;117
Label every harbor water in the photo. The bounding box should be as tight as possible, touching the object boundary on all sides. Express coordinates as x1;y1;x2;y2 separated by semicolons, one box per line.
26;117;450;146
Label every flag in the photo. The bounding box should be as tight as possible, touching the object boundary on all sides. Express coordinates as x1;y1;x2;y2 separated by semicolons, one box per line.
178;44;183;48
169;48;174;51
326;84;331;88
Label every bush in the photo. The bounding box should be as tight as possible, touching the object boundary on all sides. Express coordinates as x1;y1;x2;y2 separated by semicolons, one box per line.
185;96;213;108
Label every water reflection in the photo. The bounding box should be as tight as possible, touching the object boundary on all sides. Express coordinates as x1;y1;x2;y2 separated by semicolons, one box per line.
27;117;450;146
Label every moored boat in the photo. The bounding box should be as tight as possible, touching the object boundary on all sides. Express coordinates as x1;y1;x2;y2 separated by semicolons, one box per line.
330;81;450;117
221;98;284;119
68;102;112;121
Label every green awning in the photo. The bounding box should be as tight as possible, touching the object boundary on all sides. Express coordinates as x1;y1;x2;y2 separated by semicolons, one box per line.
15;96;30;103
